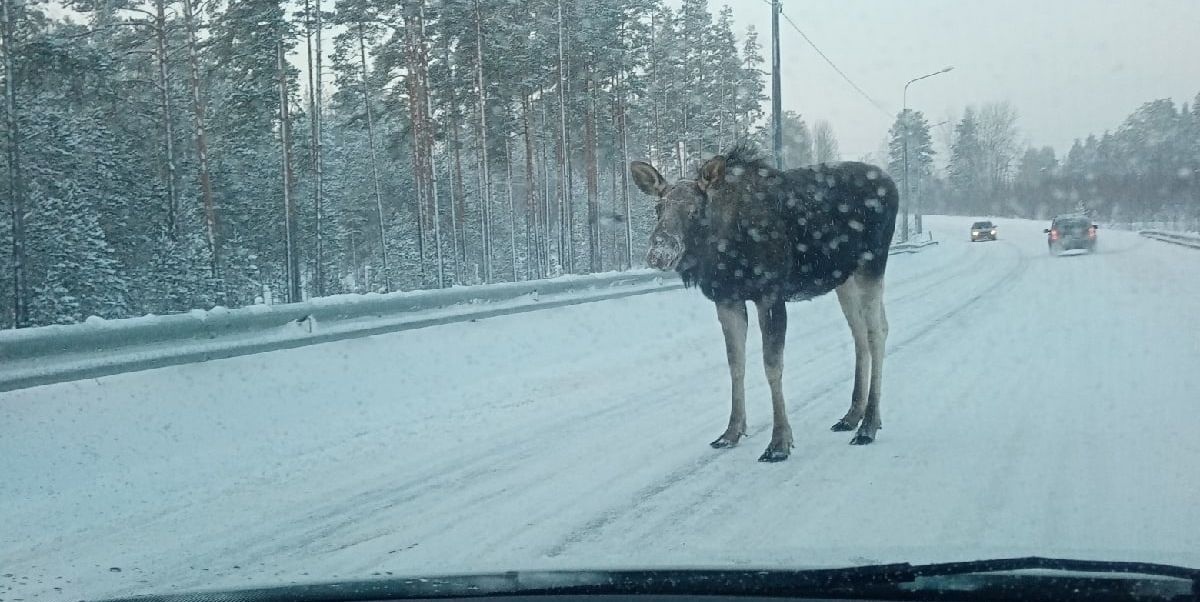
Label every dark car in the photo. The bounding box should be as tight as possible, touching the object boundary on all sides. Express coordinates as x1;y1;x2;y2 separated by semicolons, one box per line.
970;221;997;242
1046;215;1098;253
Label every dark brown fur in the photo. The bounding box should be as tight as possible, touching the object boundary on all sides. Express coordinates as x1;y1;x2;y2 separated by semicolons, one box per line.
677;146;898;304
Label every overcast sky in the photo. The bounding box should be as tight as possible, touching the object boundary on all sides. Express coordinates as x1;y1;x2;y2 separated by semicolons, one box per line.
723;0;1200;163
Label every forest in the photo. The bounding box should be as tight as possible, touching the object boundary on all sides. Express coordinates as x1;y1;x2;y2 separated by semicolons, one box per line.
2;0;1198;328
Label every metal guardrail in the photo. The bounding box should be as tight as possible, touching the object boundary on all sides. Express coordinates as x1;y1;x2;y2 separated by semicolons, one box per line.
890;237;940;254
1139;230;1200;250
0;238;941;393
0;270;682;392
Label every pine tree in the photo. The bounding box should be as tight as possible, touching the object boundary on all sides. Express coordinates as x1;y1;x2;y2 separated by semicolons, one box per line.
737;25;767;141
776;110;812;168
889;108;935;231
949;106;983;210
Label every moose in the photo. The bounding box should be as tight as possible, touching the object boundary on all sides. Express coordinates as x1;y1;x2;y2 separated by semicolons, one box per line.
630;146;898;462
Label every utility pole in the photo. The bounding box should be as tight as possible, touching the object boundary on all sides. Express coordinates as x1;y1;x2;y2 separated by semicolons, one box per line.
770;0;783;169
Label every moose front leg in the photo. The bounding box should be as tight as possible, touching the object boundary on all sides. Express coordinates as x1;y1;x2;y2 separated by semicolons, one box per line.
756;297;793;462
712;301;748;449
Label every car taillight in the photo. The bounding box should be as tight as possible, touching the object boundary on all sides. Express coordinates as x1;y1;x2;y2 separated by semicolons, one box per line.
1050;230;1059;240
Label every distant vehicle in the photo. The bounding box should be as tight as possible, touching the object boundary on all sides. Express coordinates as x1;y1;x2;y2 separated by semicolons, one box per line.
970;221;997;242
1045;215;1098;253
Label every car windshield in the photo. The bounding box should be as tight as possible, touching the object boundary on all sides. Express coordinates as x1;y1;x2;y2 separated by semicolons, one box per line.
1056;219;1091;230
2;1;1199;601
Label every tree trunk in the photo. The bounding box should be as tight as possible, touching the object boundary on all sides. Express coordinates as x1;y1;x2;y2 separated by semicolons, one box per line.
306;0;326;296
445;152;460;285
153;0;179;241
472;0;492;283
420;4;444;289
649;12;661;165
539;86;553;274
521;92;542;279
402;2;427;280
181;0;218;282
277;39;301;303
357;22;390;292
555;0;572;273
618;63;633;269
610;76;619;268
442;42;465;278
583;62;599;273
504;135;517;280
2;0;25;327
451;107;466;275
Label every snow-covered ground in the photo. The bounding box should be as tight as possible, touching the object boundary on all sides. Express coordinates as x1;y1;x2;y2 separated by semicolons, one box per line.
3;216;1199;601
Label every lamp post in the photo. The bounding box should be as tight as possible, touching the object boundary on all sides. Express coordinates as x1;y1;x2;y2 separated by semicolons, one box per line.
902;66;953;241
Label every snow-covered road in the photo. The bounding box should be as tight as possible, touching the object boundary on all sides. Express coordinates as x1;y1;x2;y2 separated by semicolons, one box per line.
3;216;1199;601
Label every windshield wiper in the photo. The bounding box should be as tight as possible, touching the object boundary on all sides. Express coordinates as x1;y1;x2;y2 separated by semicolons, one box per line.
902;556;1200;582
100;557;1200;602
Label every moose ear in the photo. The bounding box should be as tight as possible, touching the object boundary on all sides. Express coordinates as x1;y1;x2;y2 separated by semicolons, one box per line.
698;155;727;191
630;161;667;197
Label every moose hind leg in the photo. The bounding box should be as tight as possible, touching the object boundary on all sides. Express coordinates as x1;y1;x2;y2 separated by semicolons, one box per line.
833;280;871;432
851;276;888;445
756;297;793;462
712;301;749;449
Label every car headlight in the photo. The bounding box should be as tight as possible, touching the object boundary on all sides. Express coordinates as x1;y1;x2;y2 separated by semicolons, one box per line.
971;231;979;235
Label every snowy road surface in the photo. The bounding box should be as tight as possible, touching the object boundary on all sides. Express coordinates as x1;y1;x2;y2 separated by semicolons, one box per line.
3;216;1199;600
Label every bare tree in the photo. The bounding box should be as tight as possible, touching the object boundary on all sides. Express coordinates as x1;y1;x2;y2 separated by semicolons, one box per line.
978;101;1021;192
813;119;840;163
934;107;959;172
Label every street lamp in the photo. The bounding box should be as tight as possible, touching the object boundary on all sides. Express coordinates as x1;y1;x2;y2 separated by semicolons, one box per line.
901;66;953;241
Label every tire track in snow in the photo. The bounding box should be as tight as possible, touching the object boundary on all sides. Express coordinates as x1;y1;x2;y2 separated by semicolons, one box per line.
211;241;1003;571
0;233;1014;600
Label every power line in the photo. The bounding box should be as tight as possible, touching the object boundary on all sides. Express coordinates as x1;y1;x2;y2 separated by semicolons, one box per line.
776;7;894;120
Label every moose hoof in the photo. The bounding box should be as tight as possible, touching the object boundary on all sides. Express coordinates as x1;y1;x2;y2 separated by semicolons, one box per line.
710;428;746;449
849;433;875;445
757;447;791;462
830;420;856;432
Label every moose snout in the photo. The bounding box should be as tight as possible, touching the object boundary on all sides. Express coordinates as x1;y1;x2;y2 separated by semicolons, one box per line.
646;233;683;271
